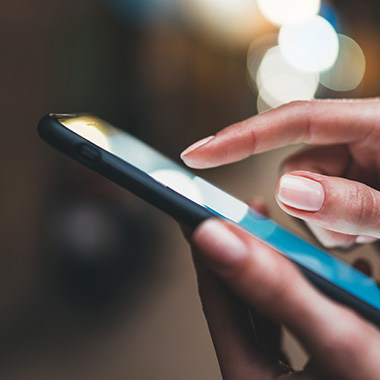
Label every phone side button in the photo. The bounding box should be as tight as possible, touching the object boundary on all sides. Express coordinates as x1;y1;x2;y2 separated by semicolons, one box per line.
78;144;100;162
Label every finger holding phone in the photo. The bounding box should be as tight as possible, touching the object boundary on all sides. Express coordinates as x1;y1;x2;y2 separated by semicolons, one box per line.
38;101;380;378
182;99;380;379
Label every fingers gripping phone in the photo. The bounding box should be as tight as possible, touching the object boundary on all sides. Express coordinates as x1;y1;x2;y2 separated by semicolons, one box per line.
38;113;380;327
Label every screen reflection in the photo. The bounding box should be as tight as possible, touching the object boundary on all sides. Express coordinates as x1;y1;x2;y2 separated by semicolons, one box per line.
60;115;380;311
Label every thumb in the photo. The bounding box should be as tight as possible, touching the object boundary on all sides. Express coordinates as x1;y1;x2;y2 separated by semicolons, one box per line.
275;171;380;240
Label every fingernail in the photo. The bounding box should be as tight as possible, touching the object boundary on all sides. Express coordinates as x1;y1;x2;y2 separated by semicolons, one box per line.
180;135;214;159
193;219;248;273
355;235;378;244
278;175;325;211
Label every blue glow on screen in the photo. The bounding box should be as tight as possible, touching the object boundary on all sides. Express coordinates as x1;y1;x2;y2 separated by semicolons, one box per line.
238;210;380;310
64;115;380;313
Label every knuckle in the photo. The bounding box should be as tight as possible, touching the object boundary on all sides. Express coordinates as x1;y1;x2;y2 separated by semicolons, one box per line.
283;100;314;140
348;184;379;231
248;127;257;156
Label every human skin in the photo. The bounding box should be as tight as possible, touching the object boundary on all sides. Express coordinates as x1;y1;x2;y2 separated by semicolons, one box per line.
180;99;380;379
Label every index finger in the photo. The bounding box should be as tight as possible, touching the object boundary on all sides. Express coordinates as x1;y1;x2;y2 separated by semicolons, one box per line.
181;99;380;169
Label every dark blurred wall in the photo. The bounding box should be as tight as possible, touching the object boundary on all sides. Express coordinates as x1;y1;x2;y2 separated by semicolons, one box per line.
0;1;250;378
0;0;60;325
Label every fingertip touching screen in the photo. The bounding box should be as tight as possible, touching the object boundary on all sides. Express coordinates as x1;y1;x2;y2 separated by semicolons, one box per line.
60;115;380;311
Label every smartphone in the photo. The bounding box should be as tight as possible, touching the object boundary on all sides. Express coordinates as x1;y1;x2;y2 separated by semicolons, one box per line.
38;113;380;326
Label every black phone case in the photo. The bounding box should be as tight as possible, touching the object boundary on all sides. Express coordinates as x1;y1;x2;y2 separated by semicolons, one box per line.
38;114;380;328
38;114;213;228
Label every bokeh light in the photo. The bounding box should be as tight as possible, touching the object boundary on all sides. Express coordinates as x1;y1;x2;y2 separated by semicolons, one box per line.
257;0;321;26
246;2;366;111
320;34;366;92
191;0;257;18
183;0;267;46
247;33;278;92
255;46;319;112
279;15;339;72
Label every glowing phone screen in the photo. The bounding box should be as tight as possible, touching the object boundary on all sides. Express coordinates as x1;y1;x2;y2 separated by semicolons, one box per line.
61;116;380;311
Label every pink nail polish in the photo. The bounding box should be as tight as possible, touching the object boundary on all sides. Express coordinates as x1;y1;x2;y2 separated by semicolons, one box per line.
180;135;214;159
278;175;325;212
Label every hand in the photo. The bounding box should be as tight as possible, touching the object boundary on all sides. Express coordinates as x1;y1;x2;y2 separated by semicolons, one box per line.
190;218;380;379
181;99;380;248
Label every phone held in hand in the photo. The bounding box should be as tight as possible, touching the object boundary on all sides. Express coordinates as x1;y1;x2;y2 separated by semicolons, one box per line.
38;113;380;327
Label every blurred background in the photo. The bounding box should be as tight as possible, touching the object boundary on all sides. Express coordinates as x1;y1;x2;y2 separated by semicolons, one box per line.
1;0;380;378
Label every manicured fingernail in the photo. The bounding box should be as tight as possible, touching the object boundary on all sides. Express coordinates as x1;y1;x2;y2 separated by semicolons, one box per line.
180;135;214;159
355;235;378;244
193;219;248;273
278;175;325;211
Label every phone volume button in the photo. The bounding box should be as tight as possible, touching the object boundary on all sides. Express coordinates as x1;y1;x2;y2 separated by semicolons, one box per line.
78;144;100;162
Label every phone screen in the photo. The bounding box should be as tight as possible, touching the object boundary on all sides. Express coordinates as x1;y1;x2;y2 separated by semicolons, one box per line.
59;115;380;312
